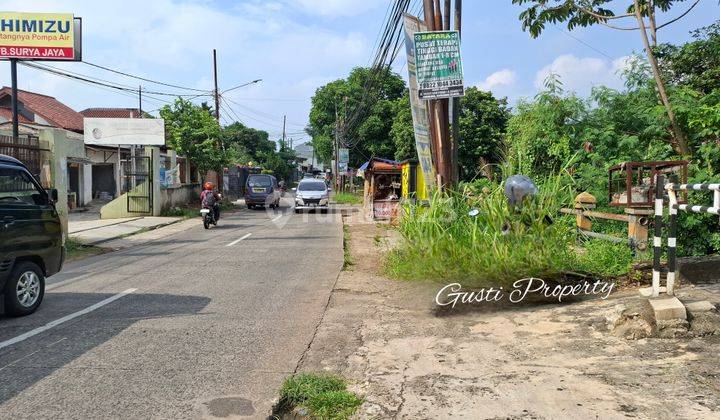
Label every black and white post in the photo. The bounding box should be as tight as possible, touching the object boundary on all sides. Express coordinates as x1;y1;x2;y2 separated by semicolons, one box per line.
652;175;664;297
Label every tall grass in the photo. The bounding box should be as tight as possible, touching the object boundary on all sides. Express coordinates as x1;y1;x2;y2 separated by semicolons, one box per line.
386;171;631;288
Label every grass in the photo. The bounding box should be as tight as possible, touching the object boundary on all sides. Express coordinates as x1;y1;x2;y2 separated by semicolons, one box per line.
386;172;635;288
332;192;362;205
65;238;105;262
343;225;353;269
277;373;362;420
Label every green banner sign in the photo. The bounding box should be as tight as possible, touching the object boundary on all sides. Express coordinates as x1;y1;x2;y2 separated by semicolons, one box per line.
413;31;464;100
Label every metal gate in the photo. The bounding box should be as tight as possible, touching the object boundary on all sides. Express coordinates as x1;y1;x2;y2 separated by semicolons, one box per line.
122;154;152;213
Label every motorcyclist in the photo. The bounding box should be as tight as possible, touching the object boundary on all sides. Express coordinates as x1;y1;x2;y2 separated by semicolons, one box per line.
200;181;221;221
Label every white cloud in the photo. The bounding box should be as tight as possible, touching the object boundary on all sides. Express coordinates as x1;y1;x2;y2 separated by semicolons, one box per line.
291;0;386;18
0;0;379;135
534;54;631;94
477;69;517;91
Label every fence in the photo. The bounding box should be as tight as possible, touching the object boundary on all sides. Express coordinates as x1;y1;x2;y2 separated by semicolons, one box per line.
651;175;720;297
0;135;46;178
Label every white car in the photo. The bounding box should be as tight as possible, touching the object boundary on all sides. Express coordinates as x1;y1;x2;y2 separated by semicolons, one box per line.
294;179;330;213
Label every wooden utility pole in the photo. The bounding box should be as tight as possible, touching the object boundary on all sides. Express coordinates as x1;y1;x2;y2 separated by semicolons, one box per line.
422;0;441;186
450;0;462;184
213;49;220;122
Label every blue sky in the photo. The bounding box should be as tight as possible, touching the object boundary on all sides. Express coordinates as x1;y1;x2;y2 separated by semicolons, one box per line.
1;0;718;144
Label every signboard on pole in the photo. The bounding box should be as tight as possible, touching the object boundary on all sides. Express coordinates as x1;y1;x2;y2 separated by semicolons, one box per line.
84;118;166;146
403;14;436;192
0;12;81;61
413;30;464;100
339;148;349;164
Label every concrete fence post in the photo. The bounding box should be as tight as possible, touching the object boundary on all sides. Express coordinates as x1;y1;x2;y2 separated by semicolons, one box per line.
652;175;664;297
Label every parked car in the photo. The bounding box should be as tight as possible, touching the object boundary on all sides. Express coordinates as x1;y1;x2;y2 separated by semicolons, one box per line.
293;178;331;213
0;154;63;316
245;174;281;209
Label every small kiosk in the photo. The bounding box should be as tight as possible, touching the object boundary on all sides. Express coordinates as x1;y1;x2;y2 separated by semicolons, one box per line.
358;158;403;220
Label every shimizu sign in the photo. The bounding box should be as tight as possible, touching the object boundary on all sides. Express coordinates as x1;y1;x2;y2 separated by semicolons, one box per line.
414;30;464;100
0;12;77;60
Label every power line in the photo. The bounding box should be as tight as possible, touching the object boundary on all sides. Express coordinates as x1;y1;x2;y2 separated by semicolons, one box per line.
82;60;211;93
20;62;210;98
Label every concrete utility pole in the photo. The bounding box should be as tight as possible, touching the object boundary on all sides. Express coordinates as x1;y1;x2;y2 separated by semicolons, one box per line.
282;115;287;148
213;49;220;122
138;85;143;117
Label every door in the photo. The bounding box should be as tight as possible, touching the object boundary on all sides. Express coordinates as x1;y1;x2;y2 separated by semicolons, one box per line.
123;155;152;213
0;165;60;265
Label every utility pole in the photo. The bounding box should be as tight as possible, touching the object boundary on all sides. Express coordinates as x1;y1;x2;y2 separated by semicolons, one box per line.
213;49;220;122
282;115;287;148
334;107;340;192
450;0;461;184
138;85;143;117
10;59;18;140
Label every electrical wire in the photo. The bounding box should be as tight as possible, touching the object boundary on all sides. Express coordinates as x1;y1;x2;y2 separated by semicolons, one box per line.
82;60;211;93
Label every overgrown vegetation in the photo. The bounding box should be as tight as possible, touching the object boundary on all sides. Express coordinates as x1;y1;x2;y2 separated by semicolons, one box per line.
277;373;362;420
387;176;635;287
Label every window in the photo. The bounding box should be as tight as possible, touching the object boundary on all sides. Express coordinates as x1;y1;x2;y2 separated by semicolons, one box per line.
298;182;326;192
248;176;272;187
0;167;45;205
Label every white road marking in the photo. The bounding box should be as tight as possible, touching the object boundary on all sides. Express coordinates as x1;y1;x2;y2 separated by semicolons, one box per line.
0;289;136;351
271;215;283;222
226;233;252;247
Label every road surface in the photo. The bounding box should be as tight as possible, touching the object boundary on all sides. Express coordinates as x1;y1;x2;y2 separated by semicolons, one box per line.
0;200;343;418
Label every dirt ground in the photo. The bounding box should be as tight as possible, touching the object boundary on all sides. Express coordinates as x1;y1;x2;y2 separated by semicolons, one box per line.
297;210;720;419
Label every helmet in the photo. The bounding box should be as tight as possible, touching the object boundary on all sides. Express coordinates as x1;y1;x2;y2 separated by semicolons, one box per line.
203;181;214;191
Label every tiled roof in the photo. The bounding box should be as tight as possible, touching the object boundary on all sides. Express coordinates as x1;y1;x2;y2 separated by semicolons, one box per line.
0;87;84;133
80;108;142;119
0;107;31;123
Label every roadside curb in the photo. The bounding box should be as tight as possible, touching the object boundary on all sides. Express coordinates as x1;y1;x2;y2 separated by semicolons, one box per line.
70;218;184;247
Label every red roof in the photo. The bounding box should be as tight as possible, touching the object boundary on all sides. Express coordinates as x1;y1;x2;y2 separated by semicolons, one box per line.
0;87;84;133
0;107;31;124
80;108;142;119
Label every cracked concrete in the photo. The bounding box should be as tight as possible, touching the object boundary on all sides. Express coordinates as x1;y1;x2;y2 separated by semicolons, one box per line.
297;212;720;419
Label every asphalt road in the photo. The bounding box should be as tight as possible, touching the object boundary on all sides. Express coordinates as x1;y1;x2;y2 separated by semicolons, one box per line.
0;199;343;419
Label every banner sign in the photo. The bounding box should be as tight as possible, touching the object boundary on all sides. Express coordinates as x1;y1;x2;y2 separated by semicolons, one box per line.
413;30;464;100
403;14;436;191
339;148;349;164
0;12;80;60
84;118;166;146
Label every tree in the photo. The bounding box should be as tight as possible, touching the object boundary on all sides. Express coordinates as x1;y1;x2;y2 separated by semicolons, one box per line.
390;93;416;161
308;67;406;168
511;0;702;156
160;99;225;174
457;87;511;181
222;122;276;163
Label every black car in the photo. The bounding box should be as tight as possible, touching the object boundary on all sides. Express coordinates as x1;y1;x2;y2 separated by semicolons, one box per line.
244;174;281;209
0;154;62;316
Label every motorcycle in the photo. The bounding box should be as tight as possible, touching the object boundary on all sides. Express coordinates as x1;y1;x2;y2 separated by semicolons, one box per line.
201;193;222;229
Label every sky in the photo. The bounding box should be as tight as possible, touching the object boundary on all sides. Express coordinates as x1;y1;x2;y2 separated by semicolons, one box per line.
1;0;718;146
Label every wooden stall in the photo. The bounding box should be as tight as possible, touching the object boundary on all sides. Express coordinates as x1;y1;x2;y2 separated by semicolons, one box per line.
358;158;403;220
